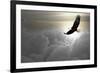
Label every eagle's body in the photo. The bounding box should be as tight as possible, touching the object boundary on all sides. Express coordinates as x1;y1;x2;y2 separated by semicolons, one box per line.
64;15;80;35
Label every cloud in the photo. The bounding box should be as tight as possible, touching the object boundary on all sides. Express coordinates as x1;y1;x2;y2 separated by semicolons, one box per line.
21;28;90;63
46;45;71;61
21;31;49;56
71;32;90;59
42;31;73;61
44;30;71;46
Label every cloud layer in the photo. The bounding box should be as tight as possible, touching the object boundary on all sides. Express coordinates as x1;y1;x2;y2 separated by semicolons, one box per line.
21;29;90;63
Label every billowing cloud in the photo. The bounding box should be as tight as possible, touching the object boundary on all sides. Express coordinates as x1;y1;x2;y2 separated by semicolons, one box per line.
21;32;49;56
71;32;90;59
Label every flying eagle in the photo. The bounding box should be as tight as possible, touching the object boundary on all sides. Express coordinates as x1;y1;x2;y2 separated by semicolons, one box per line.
64;15;80;35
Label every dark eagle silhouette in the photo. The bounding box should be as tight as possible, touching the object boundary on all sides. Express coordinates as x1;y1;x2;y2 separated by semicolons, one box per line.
64;15;80;35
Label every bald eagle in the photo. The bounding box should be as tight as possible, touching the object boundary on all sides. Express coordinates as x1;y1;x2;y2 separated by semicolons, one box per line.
64;15;80;35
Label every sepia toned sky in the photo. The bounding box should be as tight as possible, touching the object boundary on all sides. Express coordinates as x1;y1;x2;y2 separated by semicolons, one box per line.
21;10;90;32
21;10;90;62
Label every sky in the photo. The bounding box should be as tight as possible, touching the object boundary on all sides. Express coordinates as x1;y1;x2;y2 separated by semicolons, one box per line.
21;10;90;32
21;10;90;63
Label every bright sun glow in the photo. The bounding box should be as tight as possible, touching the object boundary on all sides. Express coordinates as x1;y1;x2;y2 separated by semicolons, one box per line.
63;31;82;52
66;32;82;51
68;32;81;40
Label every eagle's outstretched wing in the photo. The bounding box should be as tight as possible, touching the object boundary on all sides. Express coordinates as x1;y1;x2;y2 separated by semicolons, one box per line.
64;15;80;35
71;15;80;29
